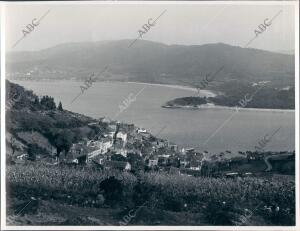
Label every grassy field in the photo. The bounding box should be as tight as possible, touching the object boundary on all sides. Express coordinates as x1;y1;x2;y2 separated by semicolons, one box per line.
6;163;295;226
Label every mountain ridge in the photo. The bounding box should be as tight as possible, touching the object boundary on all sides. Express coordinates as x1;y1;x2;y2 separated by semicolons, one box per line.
7;40;295;55
7;40;294;89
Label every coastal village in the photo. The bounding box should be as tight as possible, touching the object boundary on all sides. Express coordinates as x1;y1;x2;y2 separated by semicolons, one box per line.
62;118;197;172
32;117;293;177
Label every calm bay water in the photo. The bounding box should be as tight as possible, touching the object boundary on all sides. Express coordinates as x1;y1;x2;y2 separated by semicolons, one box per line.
14;80;295;153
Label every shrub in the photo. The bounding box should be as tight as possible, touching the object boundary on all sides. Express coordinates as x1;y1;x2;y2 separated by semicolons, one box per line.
203;200;241;225
100;176;124;204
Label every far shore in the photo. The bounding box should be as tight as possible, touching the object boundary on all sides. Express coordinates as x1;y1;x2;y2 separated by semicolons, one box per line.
126;81;217;97
12;78;217;97
162;104;295;113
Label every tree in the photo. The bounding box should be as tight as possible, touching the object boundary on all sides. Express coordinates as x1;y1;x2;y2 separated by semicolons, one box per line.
100;176;123;204
127;153;143;170
40;95;56;110
58;101;63;111
32;97;40;111
111;154;126;162
10;136;16;155
27;144;38;161
53;131;74;157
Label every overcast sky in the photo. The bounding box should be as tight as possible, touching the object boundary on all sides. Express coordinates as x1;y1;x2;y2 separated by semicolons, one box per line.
4;2;296;52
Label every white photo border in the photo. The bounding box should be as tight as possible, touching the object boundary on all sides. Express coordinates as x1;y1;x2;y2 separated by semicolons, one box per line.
1;1;299;230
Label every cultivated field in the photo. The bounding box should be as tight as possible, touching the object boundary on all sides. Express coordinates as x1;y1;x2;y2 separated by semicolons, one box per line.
6;163;295;225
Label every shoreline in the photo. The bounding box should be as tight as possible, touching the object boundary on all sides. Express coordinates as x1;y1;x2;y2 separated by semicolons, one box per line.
125;81;217;97
162;104;295;112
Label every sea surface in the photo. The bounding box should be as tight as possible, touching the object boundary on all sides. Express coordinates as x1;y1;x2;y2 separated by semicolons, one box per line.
14;80;295;153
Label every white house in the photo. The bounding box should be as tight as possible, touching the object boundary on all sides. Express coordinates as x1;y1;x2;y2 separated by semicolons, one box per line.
190;166;201;171
115;148;128;157
148;158;158;167
87;140;113;160
137;128;147;134
17;153;28;160
116;132;127;145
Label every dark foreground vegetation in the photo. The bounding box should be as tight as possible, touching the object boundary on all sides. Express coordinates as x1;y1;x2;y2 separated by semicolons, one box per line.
7;163;295;226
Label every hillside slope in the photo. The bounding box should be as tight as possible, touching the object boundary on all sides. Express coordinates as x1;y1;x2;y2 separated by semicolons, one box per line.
6;80;101;161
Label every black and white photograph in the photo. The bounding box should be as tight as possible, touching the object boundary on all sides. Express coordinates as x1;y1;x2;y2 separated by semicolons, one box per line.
0;1;299;230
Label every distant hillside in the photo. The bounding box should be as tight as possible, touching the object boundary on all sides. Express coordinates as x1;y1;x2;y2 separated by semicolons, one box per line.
7;40;294;88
